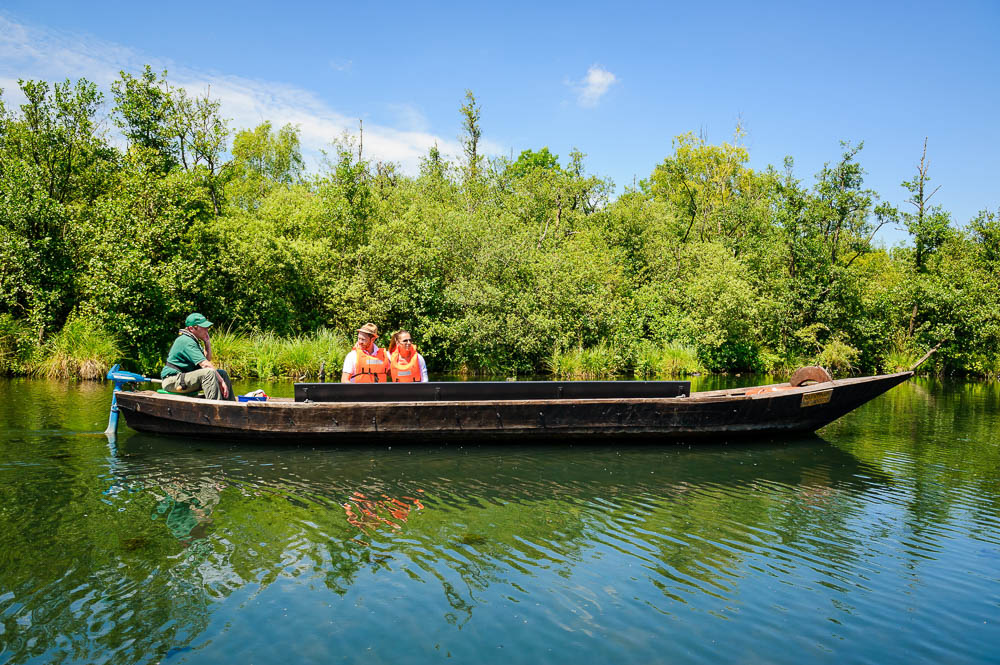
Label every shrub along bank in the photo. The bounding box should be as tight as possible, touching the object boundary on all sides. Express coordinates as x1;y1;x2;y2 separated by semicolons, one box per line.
2;73;998;380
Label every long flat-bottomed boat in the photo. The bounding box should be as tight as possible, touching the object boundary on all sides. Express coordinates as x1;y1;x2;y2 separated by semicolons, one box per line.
110;367;913;441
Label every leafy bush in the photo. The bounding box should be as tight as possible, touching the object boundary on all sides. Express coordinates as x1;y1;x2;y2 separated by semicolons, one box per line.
3;71;1000;379
0;314;38;375
755;348;804;376
817;337;861;376
698;341;768;373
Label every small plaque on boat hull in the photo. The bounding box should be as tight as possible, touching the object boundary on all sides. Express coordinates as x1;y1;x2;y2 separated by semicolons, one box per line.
801;389;833;407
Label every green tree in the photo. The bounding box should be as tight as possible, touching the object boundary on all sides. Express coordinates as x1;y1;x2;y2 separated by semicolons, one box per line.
111;66;176;172
807;142;895;265
970;207;1000;267
506;147;560;180
0;78;115;335
417;142;455;203
3;78;112;203
459;90;483;183
169;86;230;214
419;142;447;181
645;128;758;243
316;134;378;249
225;121;304;211
900;138;952;337
901;139;952;274
779;144;897;342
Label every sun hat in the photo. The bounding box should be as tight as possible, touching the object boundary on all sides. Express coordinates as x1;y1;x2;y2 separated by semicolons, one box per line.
185;313;213;328
356;323;379;337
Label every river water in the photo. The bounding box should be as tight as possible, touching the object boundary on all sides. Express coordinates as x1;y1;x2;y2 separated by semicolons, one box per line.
0;377;997;664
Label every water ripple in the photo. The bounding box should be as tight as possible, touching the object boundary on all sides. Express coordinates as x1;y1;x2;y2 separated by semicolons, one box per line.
3;377;1000;665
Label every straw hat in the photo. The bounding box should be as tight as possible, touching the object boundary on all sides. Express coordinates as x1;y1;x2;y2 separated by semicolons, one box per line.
356;323;379;337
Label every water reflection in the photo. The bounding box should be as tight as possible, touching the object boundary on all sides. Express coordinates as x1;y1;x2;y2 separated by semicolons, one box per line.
100;435;894;630
151;477;224;544
343;490;424;534
1;378;999;664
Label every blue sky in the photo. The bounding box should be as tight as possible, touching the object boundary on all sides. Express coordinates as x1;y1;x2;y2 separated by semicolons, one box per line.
1;1;997;244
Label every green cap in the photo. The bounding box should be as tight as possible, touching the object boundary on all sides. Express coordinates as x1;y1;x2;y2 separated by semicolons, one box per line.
185;313;212;328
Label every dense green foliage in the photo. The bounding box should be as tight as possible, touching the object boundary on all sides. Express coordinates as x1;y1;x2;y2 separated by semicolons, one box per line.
2;72;998;378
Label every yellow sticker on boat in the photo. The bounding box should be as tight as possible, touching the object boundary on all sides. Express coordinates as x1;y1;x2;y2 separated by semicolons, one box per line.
801;389;833;407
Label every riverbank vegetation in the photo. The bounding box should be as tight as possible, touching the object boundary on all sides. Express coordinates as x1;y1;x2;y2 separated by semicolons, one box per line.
2;71;998;379
209;329;352;380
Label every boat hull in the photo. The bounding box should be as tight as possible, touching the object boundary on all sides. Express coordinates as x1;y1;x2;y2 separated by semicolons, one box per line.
115;372;913;442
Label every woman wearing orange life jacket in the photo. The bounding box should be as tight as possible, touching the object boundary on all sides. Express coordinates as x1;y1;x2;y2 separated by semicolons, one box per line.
388;330;428;382
341;323;390;383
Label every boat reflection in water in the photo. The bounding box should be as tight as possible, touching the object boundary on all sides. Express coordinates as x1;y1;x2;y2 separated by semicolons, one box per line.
105;433;891;611
151;476;225;545
10;408;992;665
6;373;998;664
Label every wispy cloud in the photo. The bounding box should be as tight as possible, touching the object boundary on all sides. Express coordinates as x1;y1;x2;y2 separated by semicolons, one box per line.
575;65;617;108
0;15;491;173
385;102;431;133
329;58;353;72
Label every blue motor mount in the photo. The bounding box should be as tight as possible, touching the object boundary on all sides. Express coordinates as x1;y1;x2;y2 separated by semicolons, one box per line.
105;364;157;436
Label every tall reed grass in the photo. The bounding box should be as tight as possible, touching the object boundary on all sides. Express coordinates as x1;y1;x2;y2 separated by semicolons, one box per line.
211;328;352;379
546;342;623;379
36;317;121;380
881;332;921;374
548;341;704;379
632;341;705;378
884;348;921;373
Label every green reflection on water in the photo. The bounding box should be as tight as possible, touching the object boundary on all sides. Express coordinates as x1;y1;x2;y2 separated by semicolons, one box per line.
0;377;998;664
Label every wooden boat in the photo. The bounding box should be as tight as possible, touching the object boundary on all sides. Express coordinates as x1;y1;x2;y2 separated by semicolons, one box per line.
113;367;913;441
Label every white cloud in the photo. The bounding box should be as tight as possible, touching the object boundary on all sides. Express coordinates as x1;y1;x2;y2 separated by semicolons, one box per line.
575;65;617;108
385;102;430;133
0;15;487;173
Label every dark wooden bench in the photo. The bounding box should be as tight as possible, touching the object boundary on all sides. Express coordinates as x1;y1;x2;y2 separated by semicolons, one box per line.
294;380;691;403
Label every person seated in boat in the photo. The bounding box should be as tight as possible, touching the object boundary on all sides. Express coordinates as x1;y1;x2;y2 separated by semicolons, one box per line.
388;330;428;382
160;313;235;400
341;323;390;383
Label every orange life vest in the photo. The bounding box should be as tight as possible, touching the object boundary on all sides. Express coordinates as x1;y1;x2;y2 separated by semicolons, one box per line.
390;347;422;382
350;344;389;383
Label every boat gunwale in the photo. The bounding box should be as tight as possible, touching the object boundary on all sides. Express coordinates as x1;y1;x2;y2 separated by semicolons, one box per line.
118;372;913;409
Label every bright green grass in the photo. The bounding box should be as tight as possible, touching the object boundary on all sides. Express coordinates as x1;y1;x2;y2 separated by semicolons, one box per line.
546;342;622;379
632;341;705;378
548;341;705;379
35;317;122;380
211;328;352;379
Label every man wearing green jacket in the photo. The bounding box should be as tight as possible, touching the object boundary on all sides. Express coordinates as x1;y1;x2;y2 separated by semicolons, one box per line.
160;313;234;400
